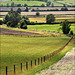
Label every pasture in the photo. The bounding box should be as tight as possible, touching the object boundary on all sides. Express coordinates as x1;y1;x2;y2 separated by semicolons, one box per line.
28;23;75;34
56;0;74;6
0;35;70;75
0;1;46;6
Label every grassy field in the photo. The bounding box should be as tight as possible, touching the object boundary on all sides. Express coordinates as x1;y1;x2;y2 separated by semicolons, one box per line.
28;23;75;34
0;1;46;6
29;17;75;23
56;0;74;6
19;36;75;75
0;34;70;74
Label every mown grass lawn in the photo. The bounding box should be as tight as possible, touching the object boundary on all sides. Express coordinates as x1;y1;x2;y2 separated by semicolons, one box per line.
0;35;70;74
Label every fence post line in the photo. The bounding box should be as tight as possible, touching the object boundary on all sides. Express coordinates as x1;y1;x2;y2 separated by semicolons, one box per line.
21;63;22;72
38;58;39;65
35;59;36;66
26;62;28;70
14;65;15;74
6;66;7;75
31;60;32;68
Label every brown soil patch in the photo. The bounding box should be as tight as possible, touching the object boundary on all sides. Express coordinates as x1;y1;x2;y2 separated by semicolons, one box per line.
0;28;42;36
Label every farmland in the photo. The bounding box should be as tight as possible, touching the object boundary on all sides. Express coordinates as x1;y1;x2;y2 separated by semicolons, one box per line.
28;23;75;34
0;7;74;11
0;1;46;6
56;0;74;6
0;33;71;74
0;11;74;16
29;17;75;23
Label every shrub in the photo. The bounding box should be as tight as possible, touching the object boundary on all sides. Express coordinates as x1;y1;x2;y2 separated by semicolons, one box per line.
0;20;3;25
18;20;27;29
36;12;40;16
70;31;73;35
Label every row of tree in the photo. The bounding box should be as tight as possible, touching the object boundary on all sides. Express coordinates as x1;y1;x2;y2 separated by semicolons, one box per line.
0;10;73;35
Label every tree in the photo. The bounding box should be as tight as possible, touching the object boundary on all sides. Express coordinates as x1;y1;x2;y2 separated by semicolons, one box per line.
11;8;13;11
7;3;9;7
36;12;40;16
25;6;29;12
24;4;28;7
46;1;51;6
17;4;21;7
18;20;27;29
4;14;9;24
22;15;30;24
17;8;22;14
61;7;68;11
60;20;71;34
4;11;21;27
70;31;73;35
41;4;45;7
11;2;14;7
0;20;3;25
46;14;55;23
51;3;54;7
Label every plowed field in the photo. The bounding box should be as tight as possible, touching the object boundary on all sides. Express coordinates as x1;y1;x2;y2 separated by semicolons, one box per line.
0;28;42;36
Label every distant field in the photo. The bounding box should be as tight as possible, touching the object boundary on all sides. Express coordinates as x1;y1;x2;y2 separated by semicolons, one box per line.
56;0;74;6
29;17;75;23
0;1;46;6
0;11;74;16
28;24;75;34
0;7;74;11
0;35;70;74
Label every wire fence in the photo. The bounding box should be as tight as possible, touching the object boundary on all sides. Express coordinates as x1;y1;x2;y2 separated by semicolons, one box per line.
1;36;73;75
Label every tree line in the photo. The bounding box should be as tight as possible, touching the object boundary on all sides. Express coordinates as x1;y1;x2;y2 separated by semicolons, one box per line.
0;10;73;35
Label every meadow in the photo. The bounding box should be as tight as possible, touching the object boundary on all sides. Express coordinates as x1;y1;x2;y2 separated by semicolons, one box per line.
0;35;70;75
0;1;46;6
56;0;74;6
28;23;75;34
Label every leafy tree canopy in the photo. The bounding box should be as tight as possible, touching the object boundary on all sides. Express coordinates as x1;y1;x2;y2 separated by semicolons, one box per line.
60;20;71;34
46;14;55;23
4;11;21;27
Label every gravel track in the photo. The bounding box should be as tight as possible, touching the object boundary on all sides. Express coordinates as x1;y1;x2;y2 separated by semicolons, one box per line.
35;47;75;75
0;28;42;36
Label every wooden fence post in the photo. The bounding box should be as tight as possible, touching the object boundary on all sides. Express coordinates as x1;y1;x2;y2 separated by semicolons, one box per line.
26;62;28;70
14;65;15;74
6;66;7;75
38;58;39;65
44;56;45;62
35;59;36;66
41;57;42;64
21;63;22;72
31;60;32;68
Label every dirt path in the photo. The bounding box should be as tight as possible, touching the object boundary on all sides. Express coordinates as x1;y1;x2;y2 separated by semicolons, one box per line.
35;47;75;75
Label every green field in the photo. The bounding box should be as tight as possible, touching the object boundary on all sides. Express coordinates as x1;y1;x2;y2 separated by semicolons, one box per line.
1;35;70;74
28;24;75;34
0;1;46;6
56;0;74;6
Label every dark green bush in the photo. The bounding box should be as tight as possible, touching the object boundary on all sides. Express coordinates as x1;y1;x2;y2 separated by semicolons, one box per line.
0;20;3;25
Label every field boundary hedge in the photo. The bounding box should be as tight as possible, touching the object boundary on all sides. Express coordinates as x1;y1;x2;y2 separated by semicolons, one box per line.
2;36;73;75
